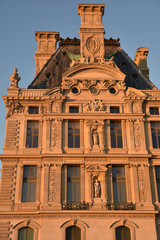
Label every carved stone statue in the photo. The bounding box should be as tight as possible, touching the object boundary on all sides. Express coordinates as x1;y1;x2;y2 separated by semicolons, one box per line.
94;179;101;198
91;127;99;146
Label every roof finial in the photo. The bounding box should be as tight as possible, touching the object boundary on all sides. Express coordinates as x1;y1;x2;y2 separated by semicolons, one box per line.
9;68;21;88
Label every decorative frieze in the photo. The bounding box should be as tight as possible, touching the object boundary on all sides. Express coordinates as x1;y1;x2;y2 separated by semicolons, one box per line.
50;120;58;149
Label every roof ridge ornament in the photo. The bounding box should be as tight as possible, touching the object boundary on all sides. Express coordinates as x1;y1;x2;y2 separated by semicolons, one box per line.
9;68;21;88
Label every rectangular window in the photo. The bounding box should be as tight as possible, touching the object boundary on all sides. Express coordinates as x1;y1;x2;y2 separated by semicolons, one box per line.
110;107;119;113
26;121;39;148
68;120;80;148
22;165;37;202
110;121;123;148
151;122;160;148
112;166;127;202
29;106;39;114
67;165;80;202
69;106;79;113
155;166;160;202
150;107;159;115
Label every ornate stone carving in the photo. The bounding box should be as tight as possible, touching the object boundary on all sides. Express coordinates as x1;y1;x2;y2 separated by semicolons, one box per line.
9;68;21;88
5;99;25;117
50;121;58;149
134;122;141;149
85;99;105;111
48;166;57;202
138;167;146;202
86;37;100;54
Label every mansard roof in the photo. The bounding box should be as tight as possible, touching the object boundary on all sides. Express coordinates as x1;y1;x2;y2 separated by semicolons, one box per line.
28;38;156;90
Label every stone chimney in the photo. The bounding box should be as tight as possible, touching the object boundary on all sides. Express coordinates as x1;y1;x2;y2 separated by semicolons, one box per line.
134;47;149;79
34;31;59;76
78;4;105;58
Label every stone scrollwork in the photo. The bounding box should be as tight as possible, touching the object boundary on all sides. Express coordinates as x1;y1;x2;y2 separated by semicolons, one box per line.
138;167;146;202
5;99;25;117
48;165;57;202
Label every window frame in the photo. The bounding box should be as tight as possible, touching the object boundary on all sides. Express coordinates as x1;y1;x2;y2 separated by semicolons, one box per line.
26;120;39;148
151;121;160;148
21;165;37;203
110;121;123;148
68;120;80;148
112;165;127;203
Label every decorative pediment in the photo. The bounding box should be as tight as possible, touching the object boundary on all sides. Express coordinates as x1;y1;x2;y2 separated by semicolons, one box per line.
44;87;65;100
62;64;126;82
86;165;107;172
125;87;147;100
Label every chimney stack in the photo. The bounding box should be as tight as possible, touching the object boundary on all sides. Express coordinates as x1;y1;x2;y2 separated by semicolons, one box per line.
78;4;105;58
134;47;149;79
34;31;59;76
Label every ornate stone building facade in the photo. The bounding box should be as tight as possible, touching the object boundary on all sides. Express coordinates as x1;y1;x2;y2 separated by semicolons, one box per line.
0;3;160;240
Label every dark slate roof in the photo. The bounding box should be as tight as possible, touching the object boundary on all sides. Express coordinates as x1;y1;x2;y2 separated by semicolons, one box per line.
28;38;156;90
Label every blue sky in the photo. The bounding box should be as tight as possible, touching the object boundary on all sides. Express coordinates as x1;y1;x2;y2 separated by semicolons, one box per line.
0;0;160;156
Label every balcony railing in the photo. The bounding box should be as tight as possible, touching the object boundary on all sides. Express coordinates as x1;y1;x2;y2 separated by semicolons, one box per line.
107;202;135;210
62;201;89;210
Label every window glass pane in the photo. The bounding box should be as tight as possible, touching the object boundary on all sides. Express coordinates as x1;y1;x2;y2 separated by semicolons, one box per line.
22;166;37;202
150;107;159;115
29;106;39;114
155;166;160;202
74;182;80;202
151;122;160;148
110;121;122;148
67;182;73;202
69;106;79;113
110;107;119;113
22;182;28;202
68;121;80;148
66;226;81;240
26;121;39;148
112;166;126;203
18;227;33;240
29;182;36;202
116;226;131;240
67;166;80;202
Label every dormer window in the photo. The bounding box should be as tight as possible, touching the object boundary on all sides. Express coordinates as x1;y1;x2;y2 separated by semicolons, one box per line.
29;106;39;114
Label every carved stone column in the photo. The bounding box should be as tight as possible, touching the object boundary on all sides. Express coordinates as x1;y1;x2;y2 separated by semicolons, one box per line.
84;123;91;153
98;125;104;153
100;172;106;202
55;164;62;209
80;120;84;151
44;118;51;151
121;120;127;149
106;120;111;150
85;172;92;202
42;163;49;204
81;165;85;201
130;164;140;206
56;118;62;153
126;119;135;153
143;164;154;209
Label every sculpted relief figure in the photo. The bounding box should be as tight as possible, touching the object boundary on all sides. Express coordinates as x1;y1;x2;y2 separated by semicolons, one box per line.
94;179;101;198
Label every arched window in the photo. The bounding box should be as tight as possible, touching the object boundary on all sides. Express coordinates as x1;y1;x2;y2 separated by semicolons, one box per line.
66;226;81;240
18;227;34;240
116;226;131;240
